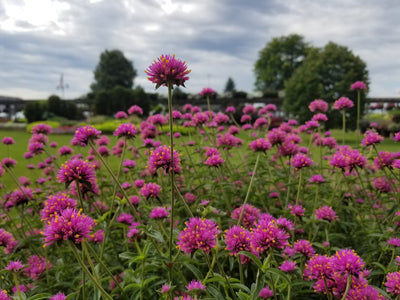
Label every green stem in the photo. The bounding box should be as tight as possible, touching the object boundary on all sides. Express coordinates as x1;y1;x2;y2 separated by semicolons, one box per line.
341;274;352;300
68;241;113;300
12;272;22;300
342;109;346;145
295;169;302;206
237;153;260;225
356;90;361;134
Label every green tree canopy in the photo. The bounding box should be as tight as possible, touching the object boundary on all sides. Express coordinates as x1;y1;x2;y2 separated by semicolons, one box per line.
91;49;137;92
224;77;236;93
254;34;310;92
284;42;369;128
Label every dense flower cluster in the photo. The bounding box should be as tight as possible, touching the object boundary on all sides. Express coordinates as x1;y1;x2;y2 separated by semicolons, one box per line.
71;125;101;146
148;145;181;174
177;217;220;254
333;97;354;110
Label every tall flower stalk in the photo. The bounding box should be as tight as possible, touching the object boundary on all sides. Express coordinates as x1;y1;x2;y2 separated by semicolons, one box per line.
351;81;367;134
333;97;354;145
145;54;191;285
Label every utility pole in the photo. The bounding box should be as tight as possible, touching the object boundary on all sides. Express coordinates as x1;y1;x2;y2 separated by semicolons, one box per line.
56;73;69;99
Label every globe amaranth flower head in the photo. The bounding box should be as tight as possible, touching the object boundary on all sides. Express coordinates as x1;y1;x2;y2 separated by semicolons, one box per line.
351;81;367;90
24;255;51;280
0;229;18;254
291;153;313;170
204;154;225;167
128;105;143;115
57;159;96;187
259;286;274;299
5;186;34;208
315;206;338;222
139;182;162;199
113;123;138;139
331;249;365;275
250;138;271;152
231;204;260;228
385;271;400;296
177;217;220;254
41;208;96;247
361;130;383;146
71;125;101;146
148;145;181;174
309;99;328;113
5;260;24;272
49;292;67;300
145;54;191;89
2;136;15;145
186;280;206;292
114;111;128;119
149;206;169;219
199;87;215;97
333;97;354;110
224;225;254;264
40;192;78;221
31;123;52;135
250;219;290;254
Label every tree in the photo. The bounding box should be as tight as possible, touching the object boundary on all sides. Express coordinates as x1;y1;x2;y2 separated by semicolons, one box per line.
91;49;137;92
224;77;236;93
284;42;369;128
24;101;46;123
254;34;310;92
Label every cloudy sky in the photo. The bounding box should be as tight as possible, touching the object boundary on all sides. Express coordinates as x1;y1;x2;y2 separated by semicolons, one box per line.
1;0;399;100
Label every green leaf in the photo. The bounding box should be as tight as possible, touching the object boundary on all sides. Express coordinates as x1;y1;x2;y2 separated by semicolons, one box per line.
207;284;226;300
238;251;263;269
183;263;203;280
27;294;52;300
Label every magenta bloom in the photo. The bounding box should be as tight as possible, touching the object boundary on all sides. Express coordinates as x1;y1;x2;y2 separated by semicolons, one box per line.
351;81;367;90
161;284;171;294
204;154;224;167
24;255;51;280
177;217;220;254
387;237;400;247
40;192;78;221
199;87;215;97
250;219;290;254
309;174;325;183
315;206;338;222
117;213;135;225
148;145;181;174
139;182;161;199
115;111;128;119
243;105;255;114
288;204;305;217
114;123;138;139
50;292;67;300
309;99;328;113
385;271;400;296
57;159;96;186
293;239;315;257
312;113;328;123
225;106;236;113
394;132;400;142
58;145;74;156
0;229;18;254
216;133;243;148
361;130;383;146
6;187;34;208
0;290;11;300
291;153;313;169
279;260;296;273
41;208;96;247
259;286;274;299
231;204;260;228
5;260;24;272
128;105;143;115
333;97;354;110
186;280;206;292
2;157;16;168
72;125;101;146
150;207;169;219
184;192;196;204
331;249;365;275
250;138;271;152
224;225;253;263
267;128;286;145
145;54;191;89
2;136;15;145
304;254;333;280
31;123;52;134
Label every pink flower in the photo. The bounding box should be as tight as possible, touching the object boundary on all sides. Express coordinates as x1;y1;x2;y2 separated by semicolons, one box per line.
331;249;365;275
128;105;143;115
40;192;78;221
333;97;354;110
145;54;191;89
50;292;67;300
177;217;220;254
250;219;290;254
225;106;235;113
288;204;305;217
231;204;260;228
309;99;328;113
148;145;181;174
199;87;215;97
24;255;51;280
293;239;315;257
115;111;128;119
150;207;169;219
57;159;96;187
186;280;206;292
291;153;313;169
2;137;15;145
279;260;296;273
315;206;338;222
0;229;18;254
31;123;52;135
385;271;400;296
224;225;253;263
204;154;224;167
259;286;274;299
250;138;271;152
5;260;24;272
361;130;383;146
114;123;138;139
41;208;96;247
71;125;101;146
139;182;161;199
351;81;367;90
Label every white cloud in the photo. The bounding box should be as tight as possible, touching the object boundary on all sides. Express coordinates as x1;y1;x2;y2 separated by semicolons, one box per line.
0;0;400;99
